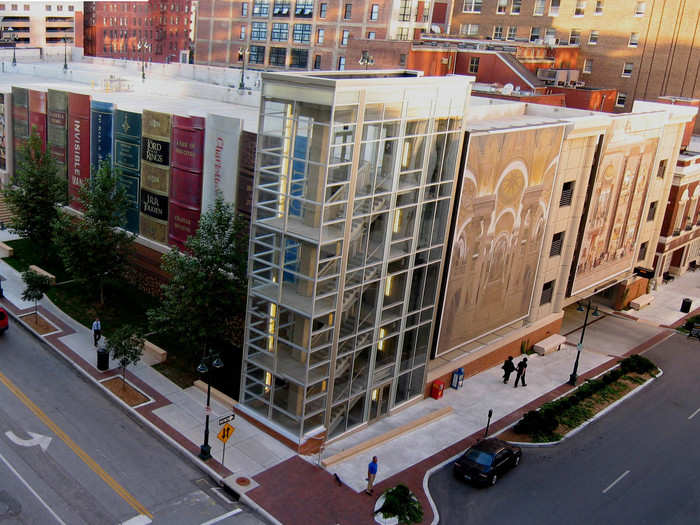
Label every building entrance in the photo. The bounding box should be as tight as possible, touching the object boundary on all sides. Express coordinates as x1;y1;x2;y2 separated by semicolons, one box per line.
369;383;391;422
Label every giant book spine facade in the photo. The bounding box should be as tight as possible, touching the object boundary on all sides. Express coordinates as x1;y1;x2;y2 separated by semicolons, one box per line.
139;110;171;244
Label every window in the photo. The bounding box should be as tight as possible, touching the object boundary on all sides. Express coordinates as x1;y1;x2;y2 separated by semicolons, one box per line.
545;27;556;40
595;0;603;14
533;0;545;16
253;0;269;16
569;29;581;45
290;48;308;68
622;62;633;77
629;32;639;47
251;21;267;40
343;3;351;19
242;2;248;16
496;0;507;14
317;28;324;43
341;29;349;45
656;159;667;179
550;232;564;257
588;30;598;45
574;0;584;16
530;27;541;42
313;54;321;69
638;242;648;261
463;0;482;13
370;3;379;20
295;0;313;17
269;47;286;66
493;26;504;39
271;22;288;41
294;23;311;42
635;1;646;16
647;201;658;221
549;0;560;16
399;0;411;20
273;0;290;16
560;181;574;206
469;56;480;73
397;27;410;39
249;44;265;63
583;58;592;73
511;0;521;14
399;53;407;66
616;92;627;107
507;26;517;39
23;4;28;10
540;280;555;305
319;2;327;17
460;24;479;36
367;31;376;39
337;56;345;70
68;5;73;11
45;4;51;10
240;25;247;39
57;5;62;10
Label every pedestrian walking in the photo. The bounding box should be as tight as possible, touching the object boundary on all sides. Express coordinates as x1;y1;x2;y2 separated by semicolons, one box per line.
366;456;378;495
514;357;527;388
92;317;102;347
502;356;516;384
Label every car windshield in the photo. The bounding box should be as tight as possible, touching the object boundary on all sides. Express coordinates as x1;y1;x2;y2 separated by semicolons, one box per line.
465;449;494;467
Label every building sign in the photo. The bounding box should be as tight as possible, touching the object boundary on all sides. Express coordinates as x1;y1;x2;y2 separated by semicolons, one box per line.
139;110;171;244
140;188;168;221
202;114;241;212
142;137;170;166
570;136;659;295
91;101;114;172
67;92;91;210
47;90;69;180
436;125;565;357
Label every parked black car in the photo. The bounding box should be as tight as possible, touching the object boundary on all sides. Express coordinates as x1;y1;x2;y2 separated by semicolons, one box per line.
453;438;521;486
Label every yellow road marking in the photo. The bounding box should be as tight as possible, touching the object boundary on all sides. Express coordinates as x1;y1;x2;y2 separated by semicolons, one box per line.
0;370;152;519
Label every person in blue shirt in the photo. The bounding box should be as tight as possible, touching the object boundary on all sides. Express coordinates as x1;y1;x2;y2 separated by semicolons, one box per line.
366;456;378;495
92;317;102;347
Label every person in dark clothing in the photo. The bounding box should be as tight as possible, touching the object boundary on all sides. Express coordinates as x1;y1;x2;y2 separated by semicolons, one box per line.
502;356;516;384
514;358;528;388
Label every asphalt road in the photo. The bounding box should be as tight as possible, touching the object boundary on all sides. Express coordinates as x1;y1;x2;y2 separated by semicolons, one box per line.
0;320;264;524
429;332;700;525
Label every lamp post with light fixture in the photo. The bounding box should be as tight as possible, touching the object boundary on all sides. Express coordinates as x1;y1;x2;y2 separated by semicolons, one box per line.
197;349;224;460
568;300;600;385
63;36;68;71
359;50;374;70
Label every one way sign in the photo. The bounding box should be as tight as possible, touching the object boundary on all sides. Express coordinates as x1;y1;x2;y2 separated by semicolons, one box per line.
217;423;234;443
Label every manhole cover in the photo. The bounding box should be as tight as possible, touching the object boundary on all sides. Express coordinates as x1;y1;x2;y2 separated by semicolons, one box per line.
0;490;21;518
236;477;251;486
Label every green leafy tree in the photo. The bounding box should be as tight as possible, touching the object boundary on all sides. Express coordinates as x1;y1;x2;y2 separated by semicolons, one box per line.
53;159;134;305
148;195;248;363
105;324;145;385
20;269;53;315
375;484;423;524
3;131;67;260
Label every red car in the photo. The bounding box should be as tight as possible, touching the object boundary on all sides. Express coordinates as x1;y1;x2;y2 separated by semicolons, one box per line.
0;306;8;334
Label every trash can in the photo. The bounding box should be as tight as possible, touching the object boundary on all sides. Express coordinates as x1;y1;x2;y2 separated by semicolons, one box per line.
681;298;693;314
451;368;464;390
431;380;445;400
97;347;109;371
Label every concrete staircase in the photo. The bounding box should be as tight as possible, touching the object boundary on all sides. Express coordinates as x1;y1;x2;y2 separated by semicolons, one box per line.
0;194;12;227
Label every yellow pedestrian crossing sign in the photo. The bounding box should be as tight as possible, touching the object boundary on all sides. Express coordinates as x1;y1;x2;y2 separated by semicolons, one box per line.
217;423;234;443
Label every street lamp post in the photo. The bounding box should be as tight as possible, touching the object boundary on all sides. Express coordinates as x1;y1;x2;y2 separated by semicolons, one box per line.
7;27;17;66
238;46;249;90
63;37;68;71
359;51;375;71
568;300;600;385
197;349;224;460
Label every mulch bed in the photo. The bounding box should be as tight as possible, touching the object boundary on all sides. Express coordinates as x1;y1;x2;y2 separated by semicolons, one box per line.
102;376;150;407
19;312;57;335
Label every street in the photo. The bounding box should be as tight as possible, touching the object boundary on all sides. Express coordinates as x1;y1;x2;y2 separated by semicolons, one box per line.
0;321;263;524
429;332;700;525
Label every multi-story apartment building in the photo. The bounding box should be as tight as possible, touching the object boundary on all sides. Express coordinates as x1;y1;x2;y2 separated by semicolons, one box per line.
193;0;445;69
84;0;192;63
0;1;82;58
238;69;695;451
450;0;700;129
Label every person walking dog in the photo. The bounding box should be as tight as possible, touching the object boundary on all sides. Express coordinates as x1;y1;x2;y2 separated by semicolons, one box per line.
502;356;516;384
92;317;102;347
514;357;528;388
366;456;378;495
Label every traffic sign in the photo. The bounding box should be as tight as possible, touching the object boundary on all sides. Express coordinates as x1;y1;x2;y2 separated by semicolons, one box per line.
217;423;234;443
218;414;236;426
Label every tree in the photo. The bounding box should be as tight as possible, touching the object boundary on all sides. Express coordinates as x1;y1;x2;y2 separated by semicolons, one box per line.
147;195;248;364
53;159;134;305
105;324;144;386
2;131;67;260
21;269;52;315
375;484;423;524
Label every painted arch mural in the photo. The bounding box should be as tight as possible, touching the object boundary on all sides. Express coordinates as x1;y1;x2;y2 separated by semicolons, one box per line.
436;125;565;357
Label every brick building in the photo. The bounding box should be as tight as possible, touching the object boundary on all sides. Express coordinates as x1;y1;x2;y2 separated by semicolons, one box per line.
450;0;700;131
84;0;193;63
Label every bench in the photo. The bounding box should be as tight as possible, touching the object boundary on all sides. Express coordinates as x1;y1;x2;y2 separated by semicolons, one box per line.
142;340;167;365
28;265;56;285
630;293;654;310
533;334;567;356
0;241;13;258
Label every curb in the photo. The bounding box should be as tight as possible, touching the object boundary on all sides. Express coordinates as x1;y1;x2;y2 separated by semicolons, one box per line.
3;303;279;525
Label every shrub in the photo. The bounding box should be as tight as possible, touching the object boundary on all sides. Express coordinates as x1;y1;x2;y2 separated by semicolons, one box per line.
376;484;423;524
514;409;557;435
620;354;656;375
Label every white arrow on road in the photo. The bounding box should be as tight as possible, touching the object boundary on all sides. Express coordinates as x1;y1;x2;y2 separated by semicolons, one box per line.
5;430;52;452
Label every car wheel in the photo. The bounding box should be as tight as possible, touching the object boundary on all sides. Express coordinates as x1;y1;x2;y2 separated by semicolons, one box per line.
489;474;498;486
514;454;521;467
